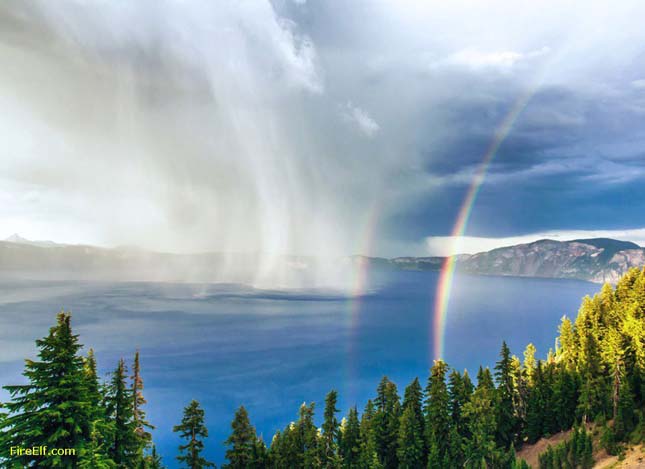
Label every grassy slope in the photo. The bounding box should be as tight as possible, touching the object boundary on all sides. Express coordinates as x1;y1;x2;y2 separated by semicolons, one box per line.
516;424;645;468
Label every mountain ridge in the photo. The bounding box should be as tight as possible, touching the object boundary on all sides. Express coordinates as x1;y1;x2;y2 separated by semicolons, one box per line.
2;235;644;284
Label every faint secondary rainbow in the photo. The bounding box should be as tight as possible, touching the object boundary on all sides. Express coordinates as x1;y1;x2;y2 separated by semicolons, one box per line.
432;87;537;361
345;201;381;403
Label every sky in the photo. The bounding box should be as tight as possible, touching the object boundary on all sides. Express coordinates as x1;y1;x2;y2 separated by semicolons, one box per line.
2;0;645;257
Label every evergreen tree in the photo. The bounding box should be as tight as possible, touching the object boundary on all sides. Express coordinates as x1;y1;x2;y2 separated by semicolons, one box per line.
321;390;341;468
144;445;166;469
297;402;320;468
494;341;516;447
447;368;472;464
79;421;117;469
339;407;361;468
1;312;94;467
424;360;451;467
396;406;423;469
131;350;153;466
526;361;546;443
557;317;577;371
373;377;400;469
523;343;537;386
358;400;381;469
105;358;138;467
576;301;607;422
84;348;115;465
401;377;425;447
224;406;257;468
173;400;215;469
463;367;498;468
251;437;268;468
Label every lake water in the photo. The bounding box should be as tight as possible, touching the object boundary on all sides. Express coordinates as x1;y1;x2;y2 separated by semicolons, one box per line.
0;271;599;466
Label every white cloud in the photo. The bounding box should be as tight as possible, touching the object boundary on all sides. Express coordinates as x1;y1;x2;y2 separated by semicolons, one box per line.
631;79;645;89
340;102;380;138
425;229;645;256
433;46;550;72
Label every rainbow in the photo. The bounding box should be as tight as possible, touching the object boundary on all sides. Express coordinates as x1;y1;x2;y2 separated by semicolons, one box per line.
345;202;381;403
432;87;537;361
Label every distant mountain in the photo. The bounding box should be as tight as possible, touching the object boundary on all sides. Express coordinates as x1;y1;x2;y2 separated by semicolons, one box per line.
0;238;325;285
386;238;645;283
4;234;64;248
1;235;643;284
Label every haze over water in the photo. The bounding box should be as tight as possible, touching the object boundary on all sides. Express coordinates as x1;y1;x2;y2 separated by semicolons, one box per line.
0;272;598;466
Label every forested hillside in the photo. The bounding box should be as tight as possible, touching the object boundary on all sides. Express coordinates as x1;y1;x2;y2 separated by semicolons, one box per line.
1;268;644;468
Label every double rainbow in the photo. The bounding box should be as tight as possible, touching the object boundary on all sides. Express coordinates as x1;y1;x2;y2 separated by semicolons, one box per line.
432;87;537;360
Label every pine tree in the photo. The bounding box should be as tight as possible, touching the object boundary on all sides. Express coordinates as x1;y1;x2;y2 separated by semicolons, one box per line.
339;406;361;468
576;302;607;422
1;311;94;467
224;406;257;468
174;400;215;469
251;437;268;468
557;317;576;371
495;342;516;447
105;358;138;467
401;378;425;443
84;348;115;465
447;369;472;464
396;405;423;469
131;350;154;466
582;430;594;468
425;360;451;467
463;367;498;467
373;377;400;469
358;400;381;468
79;421;117;469
144;445;166;469
523;343;537;386
321;390;341;467
526;361;546;443
296;402;320;468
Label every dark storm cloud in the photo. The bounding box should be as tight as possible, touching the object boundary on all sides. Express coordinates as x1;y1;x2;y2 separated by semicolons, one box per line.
2;0;645;258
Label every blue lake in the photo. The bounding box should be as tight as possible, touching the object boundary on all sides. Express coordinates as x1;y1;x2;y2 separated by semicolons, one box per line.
0;271;599;466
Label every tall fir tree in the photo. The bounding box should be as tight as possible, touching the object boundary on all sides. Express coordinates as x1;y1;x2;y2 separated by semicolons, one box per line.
131;350;153;467
462;366;498;467
424;360;451;468
373;377;400;469
173;400;215;469
84;348;115;465
1;312;94;467
358;400;382;469
396;405;424;469
144;445;166;469
321;390;341;468
494;341;517;447
296;402;320;468
224;406;258;469
339;406;361;468
105;358;138;468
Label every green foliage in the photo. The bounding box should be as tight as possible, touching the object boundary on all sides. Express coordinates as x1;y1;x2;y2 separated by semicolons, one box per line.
373;377;400;469
224;406;264;469
174;400;215;469
494;342;517;447
339;406;361;468
321;390;341;468
131;350;154;466
396;406;423;468
145;445;166;469
424;360;451;466
538;426;594;469
105;358;138;467
0;312;95;467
